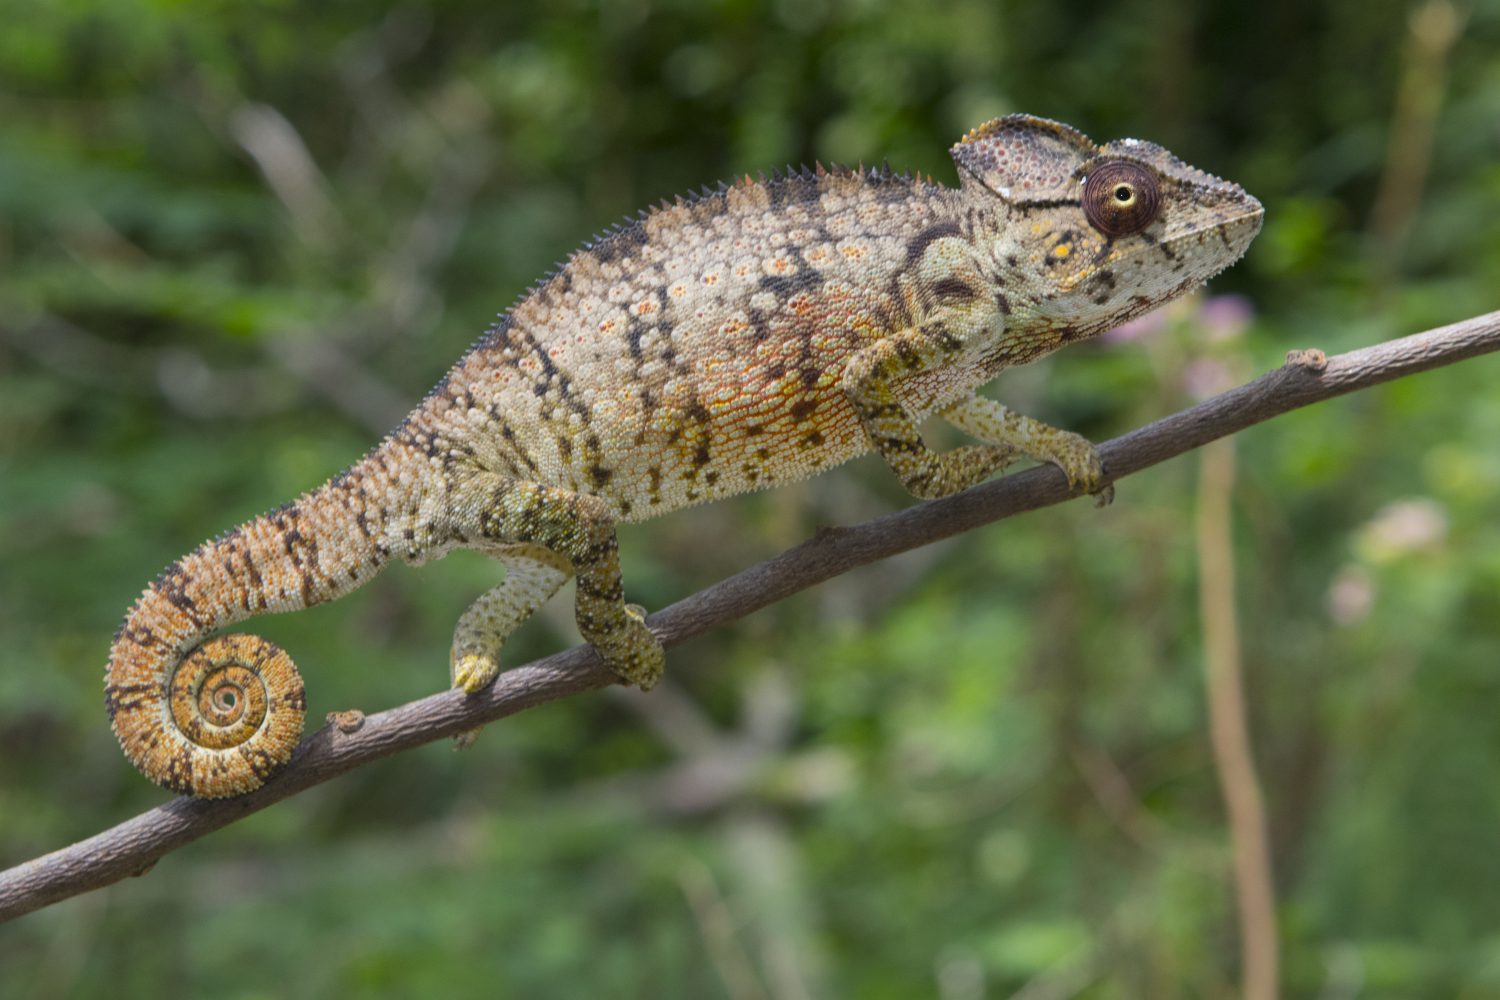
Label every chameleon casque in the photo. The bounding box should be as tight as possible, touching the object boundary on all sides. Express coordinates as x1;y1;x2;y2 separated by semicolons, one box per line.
105;115;1263;798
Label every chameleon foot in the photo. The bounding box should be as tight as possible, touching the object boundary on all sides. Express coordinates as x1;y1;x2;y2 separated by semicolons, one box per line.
1033;430;1112;505
449;649;501;751
451;650;501;696
600;607;664;690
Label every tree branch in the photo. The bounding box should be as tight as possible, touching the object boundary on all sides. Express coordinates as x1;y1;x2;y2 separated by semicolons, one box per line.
3;310;1498;924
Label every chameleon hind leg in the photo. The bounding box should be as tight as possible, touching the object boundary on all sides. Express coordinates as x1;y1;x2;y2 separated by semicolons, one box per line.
940;395;1112;504
840;324;1018;500
449;543;573;749
451;543;574;695
452;473;664;690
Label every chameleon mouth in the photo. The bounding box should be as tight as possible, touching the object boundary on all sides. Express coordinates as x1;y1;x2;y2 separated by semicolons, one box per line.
1058;200;1265;293
1205;201;1267;269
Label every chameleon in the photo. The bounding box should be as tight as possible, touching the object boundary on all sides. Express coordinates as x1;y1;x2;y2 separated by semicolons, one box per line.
104;114;1263;798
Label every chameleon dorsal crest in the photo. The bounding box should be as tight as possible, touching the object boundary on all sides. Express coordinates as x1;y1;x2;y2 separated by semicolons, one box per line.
949;114;1098;202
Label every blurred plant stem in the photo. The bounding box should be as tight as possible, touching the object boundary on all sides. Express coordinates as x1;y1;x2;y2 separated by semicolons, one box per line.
1367;0;1466;283
678;857;772;1000
1196;435;1279;1000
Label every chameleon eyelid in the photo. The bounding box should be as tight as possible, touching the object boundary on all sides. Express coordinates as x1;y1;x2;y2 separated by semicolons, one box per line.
1082;160;1162;237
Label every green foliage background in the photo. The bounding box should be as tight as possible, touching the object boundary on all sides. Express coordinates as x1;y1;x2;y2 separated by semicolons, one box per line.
3;0;1500;996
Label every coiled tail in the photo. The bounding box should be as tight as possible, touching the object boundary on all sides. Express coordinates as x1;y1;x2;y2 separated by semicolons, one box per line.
106;462;403;798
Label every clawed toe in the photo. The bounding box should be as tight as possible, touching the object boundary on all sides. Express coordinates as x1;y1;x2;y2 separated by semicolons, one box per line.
451;651;500;695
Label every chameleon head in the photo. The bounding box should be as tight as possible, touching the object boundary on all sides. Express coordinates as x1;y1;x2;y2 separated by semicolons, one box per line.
951;115;1264;340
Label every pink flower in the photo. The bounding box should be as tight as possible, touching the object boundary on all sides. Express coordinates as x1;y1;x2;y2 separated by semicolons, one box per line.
1198;294;1254;342
1182;357;1236;399
1101;309;1169;343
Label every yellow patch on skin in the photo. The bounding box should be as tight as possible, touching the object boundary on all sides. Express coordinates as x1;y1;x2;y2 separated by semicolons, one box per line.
1052;244;1071;258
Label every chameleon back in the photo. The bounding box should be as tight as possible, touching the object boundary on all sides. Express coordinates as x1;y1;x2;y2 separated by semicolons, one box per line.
428;167;958;522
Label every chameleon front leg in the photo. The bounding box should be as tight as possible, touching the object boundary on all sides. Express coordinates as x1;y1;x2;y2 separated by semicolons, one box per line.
941;395;1113;504
452;474;664;691
840;324;1018;500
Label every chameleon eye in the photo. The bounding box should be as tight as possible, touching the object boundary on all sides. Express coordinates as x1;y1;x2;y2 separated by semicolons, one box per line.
1083;161;1161;238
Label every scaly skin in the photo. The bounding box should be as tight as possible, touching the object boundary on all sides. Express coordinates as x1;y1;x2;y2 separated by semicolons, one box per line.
105;115;1263;797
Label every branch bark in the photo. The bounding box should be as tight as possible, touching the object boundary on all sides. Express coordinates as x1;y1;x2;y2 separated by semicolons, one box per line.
3;310;1498;924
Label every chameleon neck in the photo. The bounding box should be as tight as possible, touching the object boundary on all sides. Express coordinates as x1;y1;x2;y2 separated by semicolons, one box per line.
103;437;445;797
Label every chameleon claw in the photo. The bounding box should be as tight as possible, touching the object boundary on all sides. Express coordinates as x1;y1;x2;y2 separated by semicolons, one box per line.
451;651;501;695
449;652;497;751
1032;430;1108;500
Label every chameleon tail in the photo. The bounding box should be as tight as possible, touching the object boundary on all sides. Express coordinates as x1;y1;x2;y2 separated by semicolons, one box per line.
105;460;400;798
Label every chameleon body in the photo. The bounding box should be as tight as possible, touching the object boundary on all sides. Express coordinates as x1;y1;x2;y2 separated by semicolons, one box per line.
105;115;1262;797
